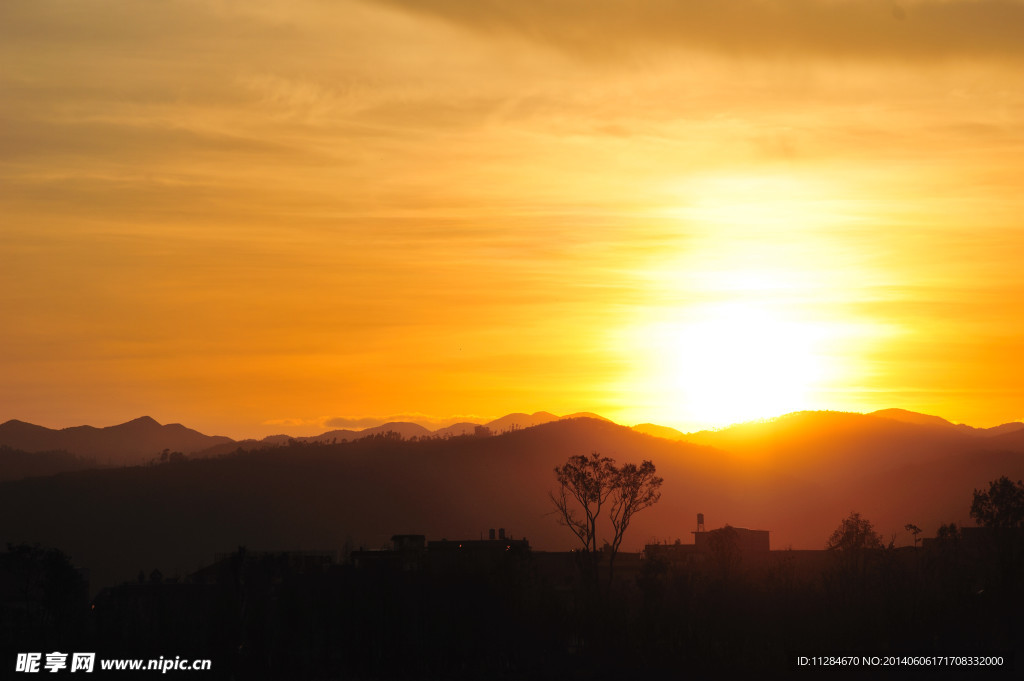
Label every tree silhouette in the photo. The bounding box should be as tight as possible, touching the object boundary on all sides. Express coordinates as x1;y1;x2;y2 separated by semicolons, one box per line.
607;460;662;582
936;522;961;542
550;452;616;556
550;452;662;585
825;512;883;588
970;476;1024;588
970;476;1024;530
905;523;922;547
826;511;883;553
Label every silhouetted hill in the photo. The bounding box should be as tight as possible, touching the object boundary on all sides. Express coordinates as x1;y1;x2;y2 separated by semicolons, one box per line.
679;410;1024;544
191;411;615;456
0;420;55;445
871;408;1024;436
432;422;486;438
870;408;961;429
191;423;440;459
681;411;1024;485
192;413;576;457
683;410;979;473
484;411;559;433
560;412;612;422
302;421;433;443
632;423;686;440
0;416;233;465
3;413;1022;596
979;422;1024;437
986;427;1024;451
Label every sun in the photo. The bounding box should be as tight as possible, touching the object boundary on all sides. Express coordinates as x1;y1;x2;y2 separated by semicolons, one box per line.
624;301;833;430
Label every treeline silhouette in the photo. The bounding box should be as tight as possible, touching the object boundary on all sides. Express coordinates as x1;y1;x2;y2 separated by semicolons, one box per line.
0;446;96;482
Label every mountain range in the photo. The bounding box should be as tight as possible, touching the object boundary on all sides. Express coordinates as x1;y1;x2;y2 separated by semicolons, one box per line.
2;408;1022;470
1;408;1023;594
0;415;233;465
0;410;616;472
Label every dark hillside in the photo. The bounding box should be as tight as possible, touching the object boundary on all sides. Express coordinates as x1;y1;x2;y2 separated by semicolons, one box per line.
1;416;1021;593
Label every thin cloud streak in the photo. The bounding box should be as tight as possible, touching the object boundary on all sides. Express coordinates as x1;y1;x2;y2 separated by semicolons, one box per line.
370;0;1024;61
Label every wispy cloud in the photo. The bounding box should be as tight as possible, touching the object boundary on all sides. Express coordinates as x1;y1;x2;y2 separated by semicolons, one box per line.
370;0;1024;61
262;417;326;428
323;416;389;429
325;413;487;430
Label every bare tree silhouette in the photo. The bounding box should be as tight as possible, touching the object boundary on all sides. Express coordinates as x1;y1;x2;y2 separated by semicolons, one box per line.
550;452;662;585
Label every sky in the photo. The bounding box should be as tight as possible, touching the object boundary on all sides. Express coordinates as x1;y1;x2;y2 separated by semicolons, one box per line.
2;0;1024;439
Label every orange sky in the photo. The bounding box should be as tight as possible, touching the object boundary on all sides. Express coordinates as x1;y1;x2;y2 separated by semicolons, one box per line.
2;0;1023;439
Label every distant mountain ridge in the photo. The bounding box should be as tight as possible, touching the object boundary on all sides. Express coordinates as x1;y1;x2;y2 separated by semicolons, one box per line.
0;411;607;469
191;411;600;458
870;408;960;429
632;423;687;440
869;408;1024;436
3;408;1022;476
683;409;1024;443
0;416;233;466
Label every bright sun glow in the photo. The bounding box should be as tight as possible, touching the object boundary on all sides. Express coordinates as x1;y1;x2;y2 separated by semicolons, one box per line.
626;301;837;429
612;171;883;432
